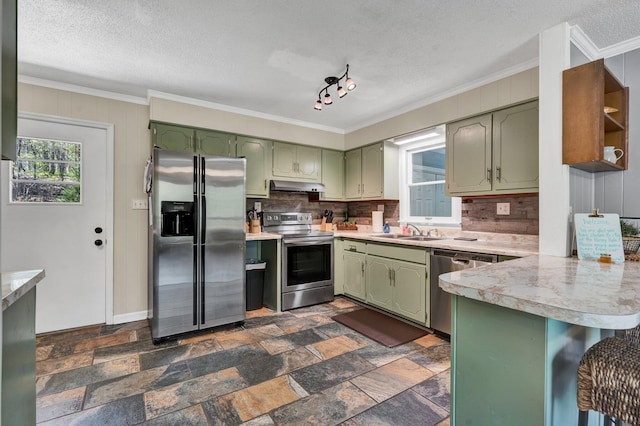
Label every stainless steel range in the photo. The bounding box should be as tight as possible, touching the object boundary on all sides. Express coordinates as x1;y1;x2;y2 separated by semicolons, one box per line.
263;212;334;310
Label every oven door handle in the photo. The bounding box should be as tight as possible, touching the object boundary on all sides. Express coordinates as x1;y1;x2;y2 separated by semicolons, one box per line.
283;237;333;246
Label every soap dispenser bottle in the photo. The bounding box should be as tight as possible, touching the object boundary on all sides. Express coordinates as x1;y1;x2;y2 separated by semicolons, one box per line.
383;221;390;233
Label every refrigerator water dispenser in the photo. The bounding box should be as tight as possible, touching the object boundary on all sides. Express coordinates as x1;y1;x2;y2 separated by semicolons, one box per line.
161;201;194;236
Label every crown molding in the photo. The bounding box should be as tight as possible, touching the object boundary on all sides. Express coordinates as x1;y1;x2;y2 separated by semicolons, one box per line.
345;57;539;133
18;75;149;105
570;24;640;60
147;90;345;135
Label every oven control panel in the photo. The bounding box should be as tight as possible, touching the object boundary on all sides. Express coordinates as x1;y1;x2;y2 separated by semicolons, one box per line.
263;212;312;226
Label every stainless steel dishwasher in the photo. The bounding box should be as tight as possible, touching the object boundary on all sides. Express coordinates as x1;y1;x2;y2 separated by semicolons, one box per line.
430;249;498;335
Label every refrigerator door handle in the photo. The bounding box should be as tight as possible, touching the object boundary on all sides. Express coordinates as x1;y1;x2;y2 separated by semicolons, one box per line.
193;156;198;195
192;245;198;326
201;157;206;194
200;194;206;324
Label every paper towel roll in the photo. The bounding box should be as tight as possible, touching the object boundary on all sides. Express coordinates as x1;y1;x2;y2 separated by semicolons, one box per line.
372;211;384;233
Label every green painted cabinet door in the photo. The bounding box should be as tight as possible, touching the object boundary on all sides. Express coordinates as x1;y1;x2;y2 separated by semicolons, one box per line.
343;251;366;301
296;144;321;181
196;129;235;157
446;113;493;195
344;148;362;199
272;142;321;181
151;122;194;152
361;142;383;198
492;101;539;192
237;136;270;197
272;141;297;177
321;149;344;200
366;255;393;311
392;259;427;324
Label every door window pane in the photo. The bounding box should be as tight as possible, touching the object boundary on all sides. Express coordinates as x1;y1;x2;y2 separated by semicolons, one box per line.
10;138;81;203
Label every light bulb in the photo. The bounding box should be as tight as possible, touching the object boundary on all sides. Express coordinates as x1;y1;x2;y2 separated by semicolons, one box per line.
345;78;356;91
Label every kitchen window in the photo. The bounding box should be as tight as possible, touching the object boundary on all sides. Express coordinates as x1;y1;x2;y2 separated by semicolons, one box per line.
396;125;461;226
10;137;82;204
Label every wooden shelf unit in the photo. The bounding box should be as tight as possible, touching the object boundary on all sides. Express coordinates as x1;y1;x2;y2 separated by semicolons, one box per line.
562;59;629;172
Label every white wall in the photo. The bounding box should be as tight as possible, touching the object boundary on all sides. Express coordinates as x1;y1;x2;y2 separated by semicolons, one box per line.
18;83;150;319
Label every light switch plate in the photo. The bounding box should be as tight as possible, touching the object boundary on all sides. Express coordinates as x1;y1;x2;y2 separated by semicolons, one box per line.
378;204;384;212
497;202;510;215
132;198;148;210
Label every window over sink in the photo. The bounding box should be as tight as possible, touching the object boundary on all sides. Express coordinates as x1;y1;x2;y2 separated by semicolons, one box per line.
394;125;461;226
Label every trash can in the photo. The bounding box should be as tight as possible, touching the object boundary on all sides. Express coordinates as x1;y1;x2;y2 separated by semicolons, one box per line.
245;259;266;311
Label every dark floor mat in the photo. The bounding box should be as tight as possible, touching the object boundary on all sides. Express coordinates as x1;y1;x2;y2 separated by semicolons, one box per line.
332;307;428;347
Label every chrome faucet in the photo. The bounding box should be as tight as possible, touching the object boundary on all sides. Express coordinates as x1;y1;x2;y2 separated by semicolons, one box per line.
426;228;439;238
406;223;423;236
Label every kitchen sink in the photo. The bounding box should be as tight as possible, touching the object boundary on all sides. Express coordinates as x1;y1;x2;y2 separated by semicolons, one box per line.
369;233;405;239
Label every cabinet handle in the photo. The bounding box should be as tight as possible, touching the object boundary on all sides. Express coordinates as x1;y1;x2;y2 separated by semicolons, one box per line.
349;245;357;251
358;184;361;194
496;166;502;181
486;168;492;182
361;262;365;276
264;179;267;190
392;269;396;286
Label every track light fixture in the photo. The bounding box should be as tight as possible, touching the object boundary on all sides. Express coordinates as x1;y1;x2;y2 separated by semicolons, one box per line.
314;64;356;111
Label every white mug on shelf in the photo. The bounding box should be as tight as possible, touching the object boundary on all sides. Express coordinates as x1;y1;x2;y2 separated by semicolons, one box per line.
604;146;624;163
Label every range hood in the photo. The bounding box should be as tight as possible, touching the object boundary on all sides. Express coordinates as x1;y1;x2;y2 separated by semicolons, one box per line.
270;180;326;193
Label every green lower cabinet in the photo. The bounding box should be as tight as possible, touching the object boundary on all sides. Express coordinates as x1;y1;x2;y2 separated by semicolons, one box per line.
366;255;426;323
391;259;426;324
451;295;606;426
366;255;394;311
343;251;366;301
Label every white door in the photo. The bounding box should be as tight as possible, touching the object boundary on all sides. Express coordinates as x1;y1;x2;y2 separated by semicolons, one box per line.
1;115;112;333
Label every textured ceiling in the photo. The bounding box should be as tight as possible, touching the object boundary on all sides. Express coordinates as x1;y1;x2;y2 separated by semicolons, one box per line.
17;0;640;132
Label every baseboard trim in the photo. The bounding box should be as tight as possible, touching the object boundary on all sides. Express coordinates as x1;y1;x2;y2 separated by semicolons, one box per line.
112;310;148;325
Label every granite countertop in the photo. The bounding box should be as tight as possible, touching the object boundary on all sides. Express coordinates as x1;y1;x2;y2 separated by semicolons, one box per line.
246;232;281;241
439;255;640;329
333;230;538;257
2;269;45;311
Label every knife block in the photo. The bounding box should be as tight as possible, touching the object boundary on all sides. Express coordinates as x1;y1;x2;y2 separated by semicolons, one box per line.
320;218;333;232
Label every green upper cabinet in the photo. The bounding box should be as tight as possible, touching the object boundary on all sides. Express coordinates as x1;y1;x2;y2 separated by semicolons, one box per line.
492;102;539;192
446;100;539;196
320;149;345;200
272;141;321;181
345;141;399;200
151;122;194;152
344;149;362;199
196;129;235;157
237;136;271;198
1;0;17;161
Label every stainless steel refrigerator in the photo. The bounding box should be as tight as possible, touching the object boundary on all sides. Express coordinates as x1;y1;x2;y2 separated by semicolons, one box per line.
148;147;246;342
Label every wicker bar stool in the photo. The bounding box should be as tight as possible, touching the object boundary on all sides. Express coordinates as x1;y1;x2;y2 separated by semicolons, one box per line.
577;326;640;426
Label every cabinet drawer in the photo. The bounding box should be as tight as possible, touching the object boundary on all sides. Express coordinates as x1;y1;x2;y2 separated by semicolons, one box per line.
366;243;427;264
343;240;366;253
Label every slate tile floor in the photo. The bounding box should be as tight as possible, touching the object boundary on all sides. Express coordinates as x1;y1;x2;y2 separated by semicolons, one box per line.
35;298;451;425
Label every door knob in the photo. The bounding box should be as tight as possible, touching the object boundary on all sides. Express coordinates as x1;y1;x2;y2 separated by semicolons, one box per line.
95;227;103;234
94;239;103;246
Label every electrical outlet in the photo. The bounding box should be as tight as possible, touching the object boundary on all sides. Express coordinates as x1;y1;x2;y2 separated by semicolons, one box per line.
497;202;510;215
132;198;148;210
254;202;262;212
378;204;384;212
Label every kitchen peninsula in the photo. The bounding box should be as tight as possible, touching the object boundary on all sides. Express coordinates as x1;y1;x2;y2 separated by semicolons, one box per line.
2;269;45;425
439;256;640;425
